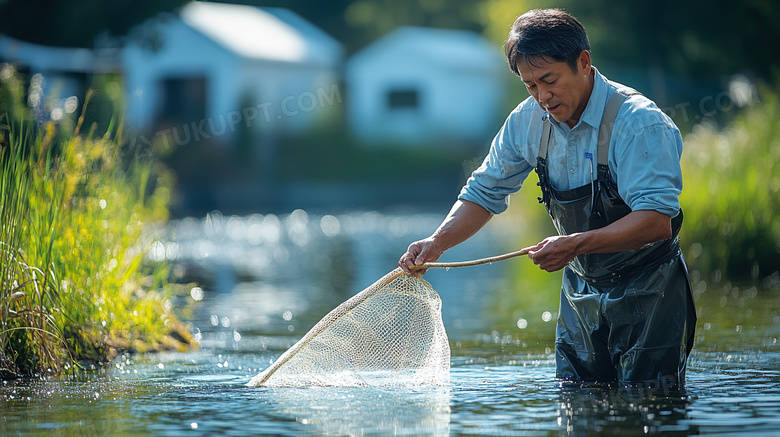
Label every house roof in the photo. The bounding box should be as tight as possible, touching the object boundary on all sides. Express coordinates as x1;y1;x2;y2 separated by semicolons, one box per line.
348;26;506;74
181;1;342;65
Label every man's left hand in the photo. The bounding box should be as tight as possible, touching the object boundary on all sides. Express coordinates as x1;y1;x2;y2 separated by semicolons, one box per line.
525;235;581;272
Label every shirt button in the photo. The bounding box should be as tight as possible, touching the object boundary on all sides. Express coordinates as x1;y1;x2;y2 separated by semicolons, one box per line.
568;141;574;146
570;169;575;174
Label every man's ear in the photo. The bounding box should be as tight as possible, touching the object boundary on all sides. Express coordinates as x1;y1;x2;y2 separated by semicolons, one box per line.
578;50;591;75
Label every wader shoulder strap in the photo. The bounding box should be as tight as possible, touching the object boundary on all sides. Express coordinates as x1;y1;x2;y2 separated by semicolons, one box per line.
539;116;552;160
597;88;640;166
539;86;640;163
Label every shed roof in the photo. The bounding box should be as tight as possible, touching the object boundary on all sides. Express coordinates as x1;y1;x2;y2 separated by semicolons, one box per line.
181;1;342;65
349;26;505;74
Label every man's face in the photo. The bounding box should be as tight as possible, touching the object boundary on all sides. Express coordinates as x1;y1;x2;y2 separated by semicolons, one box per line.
517;51;592;128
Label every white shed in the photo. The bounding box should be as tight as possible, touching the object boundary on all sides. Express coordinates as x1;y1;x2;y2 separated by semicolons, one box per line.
122;1;344;140
346;26;508;147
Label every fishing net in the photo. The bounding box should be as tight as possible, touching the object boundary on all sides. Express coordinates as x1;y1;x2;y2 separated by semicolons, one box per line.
247;268;450;387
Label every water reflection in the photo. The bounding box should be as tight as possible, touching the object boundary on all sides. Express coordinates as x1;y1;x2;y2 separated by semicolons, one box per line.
557;384;695;436
255;386;451;436
165;209;515;353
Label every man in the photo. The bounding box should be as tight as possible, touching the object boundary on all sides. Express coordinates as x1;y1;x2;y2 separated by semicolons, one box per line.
399;9;696;389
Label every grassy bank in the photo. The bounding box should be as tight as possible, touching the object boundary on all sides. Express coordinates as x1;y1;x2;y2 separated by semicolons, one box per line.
0;67;190;378
678;86;780;281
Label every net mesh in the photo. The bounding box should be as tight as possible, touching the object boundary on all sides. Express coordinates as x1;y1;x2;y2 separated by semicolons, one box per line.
247;268;450;387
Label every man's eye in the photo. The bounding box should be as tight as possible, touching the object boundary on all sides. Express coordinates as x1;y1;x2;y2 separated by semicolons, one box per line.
527;84;536;89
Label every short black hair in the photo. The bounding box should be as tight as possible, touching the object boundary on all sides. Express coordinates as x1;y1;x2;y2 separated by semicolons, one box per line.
504;9;590;75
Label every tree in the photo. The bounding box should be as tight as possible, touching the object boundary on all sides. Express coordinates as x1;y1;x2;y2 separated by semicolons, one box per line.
478;0;780;84
0;0;189;48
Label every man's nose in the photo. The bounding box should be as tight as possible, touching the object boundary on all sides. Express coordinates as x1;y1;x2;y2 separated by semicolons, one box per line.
539;87;553;103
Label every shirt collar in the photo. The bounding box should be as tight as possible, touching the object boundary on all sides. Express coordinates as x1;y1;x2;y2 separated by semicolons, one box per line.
577;66;610;129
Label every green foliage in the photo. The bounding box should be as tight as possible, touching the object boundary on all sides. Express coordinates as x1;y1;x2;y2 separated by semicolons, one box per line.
276;124;474;183
679;87;780;280
0;67;189;379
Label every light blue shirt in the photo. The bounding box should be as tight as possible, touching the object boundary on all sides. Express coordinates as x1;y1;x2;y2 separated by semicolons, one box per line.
459;67;683;218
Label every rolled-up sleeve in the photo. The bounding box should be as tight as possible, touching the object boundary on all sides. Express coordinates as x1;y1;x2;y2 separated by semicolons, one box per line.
613;122;683;217
458;111;534;215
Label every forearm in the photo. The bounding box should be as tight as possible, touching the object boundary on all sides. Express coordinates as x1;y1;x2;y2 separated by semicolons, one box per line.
527;209;673;272
429;200;493;254
572;210;672;254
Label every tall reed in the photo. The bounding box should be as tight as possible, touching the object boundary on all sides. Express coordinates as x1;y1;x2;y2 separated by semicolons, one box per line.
1;66;189;378
0;72;66;375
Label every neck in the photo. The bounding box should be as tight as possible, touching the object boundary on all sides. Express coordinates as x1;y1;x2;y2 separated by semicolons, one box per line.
566;67;595;128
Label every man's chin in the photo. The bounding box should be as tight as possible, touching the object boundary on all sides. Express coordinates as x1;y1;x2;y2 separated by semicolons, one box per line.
549;113;569;124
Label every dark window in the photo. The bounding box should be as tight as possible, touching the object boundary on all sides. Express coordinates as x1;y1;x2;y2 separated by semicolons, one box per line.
155;76;207;128
386;89;419;109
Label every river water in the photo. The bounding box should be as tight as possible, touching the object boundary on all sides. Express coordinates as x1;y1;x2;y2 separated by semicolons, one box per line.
2;210;780;436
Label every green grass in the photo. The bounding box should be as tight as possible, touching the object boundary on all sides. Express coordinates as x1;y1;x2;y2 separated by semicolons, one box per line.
1;67;190;379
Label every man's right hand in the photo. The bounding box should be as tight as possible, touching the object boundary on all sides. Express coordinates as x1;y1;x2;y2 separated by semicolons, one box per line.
398;237;443;277
398;200;493;277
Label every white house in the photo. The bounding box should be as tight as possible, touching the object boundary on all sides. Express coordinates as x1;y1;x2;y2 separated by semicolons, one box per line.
346;26;508;147
122;1;344;140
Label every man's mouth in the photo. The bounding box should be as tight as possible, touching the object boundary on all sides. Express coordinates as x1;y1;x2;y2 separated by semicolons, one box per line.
546;103;561;113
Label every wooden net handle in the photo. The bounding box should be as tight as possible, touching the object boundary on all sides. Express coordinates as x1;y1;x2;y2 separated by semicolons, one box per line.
409;248;530;270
